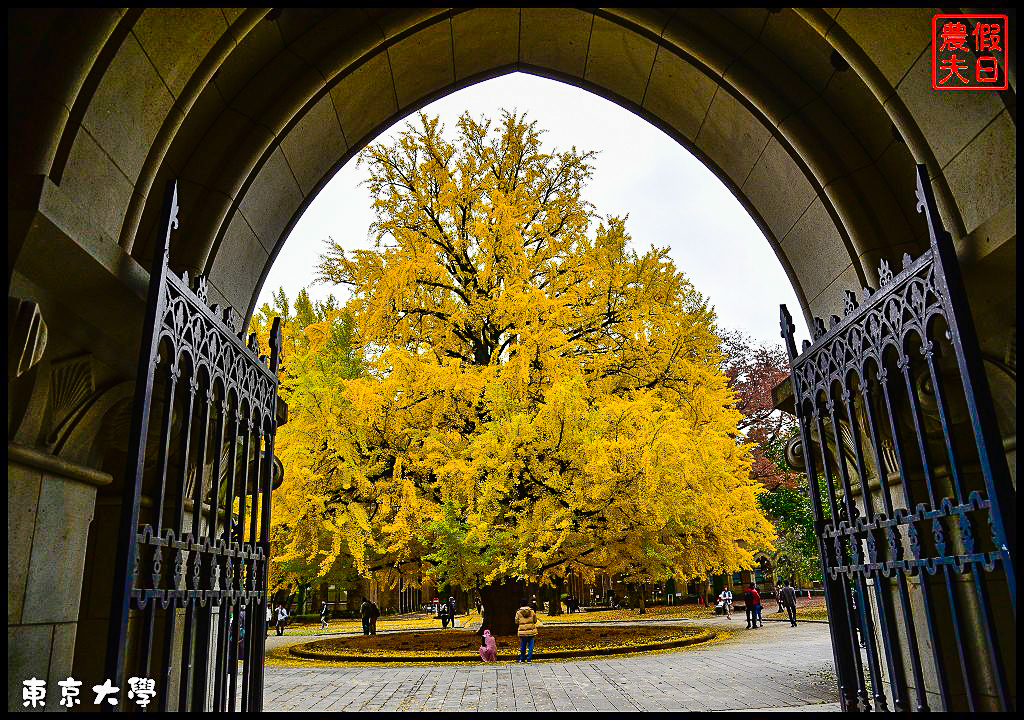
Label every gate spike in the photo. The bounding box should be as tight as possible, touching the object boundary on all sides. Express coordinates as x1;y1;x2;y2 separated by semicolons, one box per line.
878;258;894;285
221;307;237;333
830;315;841;329
780;304;796;343
193;275;209;304
813;317;826;339
862;286;875;300
843;290;859;316
269;315;283;375
901;252;914;271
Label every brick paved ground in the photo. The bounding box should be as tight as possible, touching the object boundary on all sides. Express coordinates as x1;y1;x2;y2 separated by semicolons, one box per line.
257;616;840;712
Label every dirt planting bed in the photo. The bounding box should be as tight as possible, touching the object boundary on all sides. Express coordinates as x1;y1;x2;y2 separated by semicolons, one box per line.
289;625;713;662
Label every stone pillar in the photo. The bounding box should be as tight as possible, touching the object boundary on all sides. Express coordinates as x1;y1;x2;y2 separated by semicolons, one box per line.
8;444;110;713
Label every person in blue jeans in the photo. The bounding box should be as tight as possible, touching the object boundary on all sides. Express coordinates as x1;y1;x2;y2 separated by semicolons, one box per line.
515;601;539;663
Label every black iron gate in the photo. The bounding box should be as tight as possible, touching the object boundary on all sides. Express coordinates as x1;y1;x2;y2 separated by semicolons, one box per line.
781;166;1015;711
104;180;282;711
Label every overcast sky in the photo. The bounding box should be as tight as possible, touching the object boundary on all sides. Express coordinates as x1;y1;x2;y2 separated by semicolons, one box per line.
258;72;803;348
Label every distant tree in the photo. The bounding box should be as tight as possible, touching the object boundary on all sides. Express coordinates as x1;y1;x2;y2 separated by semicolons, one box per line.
757;479;820;584
250;287;364;599
720;330;801;490
720;331;819;582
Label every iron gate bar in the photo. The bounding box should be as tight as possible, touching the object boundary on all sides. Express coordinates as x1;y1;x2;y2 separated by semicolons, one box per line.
859;369;926;711
889;340;957;710
104;179;282;711
781;165;1015;712
840;378;895;711
826;386;888;711
849;374;911;711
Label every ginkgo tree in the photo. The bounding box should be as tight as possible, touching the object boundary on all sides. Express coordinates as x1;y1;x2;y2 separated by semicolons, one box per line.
250;289;366;605
266;110;773;635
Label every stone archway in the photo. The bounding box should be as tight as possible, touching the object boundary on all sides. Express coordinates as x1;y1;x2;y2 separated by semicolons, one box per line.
14;8;1015;335
7;7;1015;713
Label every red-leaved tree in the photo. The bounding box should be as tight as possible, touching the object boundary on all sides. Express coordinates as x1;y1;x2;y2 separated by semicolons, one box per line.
720;330;801;490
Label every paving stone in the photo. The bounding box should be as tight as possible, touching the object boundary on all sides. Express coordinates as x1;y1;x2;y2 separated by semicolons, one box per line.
257;619;839;712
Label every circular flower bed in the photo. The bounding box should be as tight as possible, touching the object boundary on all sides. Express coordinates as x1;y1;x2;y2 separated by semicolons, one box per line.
289;625;714;662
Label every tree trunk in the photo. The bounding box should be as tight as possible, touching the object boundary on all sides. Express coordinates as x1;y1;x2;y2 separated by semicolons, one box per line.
479;577;525;637
548;576;563;615
626;582;645;613
638;584;646;614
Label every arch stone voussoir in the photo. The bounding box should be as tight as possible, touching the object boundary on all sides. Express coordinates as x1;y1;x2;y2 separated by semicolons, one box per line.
694;89;773;191
641;49;718;142
452;8;520;81
238;146;304;256
330;52;398;156
389;20;455;110
280;93;348;196
520;8;592;79
584;15;658;106
741;138;818;245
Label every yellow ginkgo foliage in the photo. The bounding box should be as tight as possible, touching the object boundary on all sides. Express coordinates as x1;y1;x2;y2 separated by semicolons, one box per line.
278;110;772;634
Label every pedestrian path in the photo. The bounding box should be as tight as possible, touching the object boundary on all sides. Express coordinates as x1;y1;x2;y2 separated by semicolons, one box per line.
260;618;839;711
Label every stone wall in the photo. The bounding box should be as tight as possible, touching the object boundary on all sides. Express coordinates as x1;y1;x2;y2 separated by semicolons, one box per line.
8;446;109;713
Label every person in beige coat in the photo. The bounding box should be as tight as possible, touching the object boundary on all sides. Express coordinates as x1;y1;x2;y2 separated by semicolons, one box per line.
515;601;539;663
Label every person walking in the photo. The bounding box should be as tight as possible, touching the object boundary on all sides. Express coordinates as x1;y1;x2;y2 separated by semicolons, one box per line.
776;582;785;613
359;597;373;636
276;604;289;636
448;597;457;627
781;580;798;626
320;601;330;632
718;586;733;620
267;604;274;637
439;600;450;629
750;584;763;627
743;584;757;628
514;600;539;663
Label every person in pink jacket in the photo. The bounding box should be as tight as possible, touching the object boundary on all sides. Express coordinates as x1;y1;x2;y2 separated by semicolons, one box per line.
479;629;497;662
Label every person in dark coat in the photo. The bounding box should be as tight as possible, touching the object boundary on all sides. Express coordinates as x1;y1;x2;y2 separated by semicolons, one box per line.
359;598;373;636
781;580;798;626
439;601;450;629
369;600;380;635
